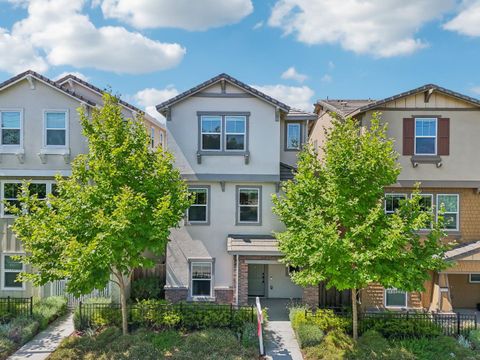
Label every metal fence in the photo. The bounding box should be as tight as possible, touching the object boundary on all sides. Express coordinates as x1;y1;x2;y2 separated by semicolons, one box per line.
0;297;33;318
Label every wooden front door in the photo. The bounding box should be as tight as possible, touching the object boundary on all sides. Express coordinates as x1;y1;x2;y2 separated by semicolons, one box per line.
248;264;266;297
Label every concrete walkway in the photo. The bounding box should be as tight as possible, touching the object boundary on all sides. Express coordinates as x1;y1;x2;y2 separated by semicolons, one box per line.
264;321;303;360
8;313;74;360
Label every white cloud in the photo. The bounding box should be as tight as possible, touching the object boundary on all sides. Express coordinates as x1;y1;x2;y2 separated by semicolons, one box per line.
268;0;454;57
251;84;314;111
0;0;185;75
253;21;264;30
281;66;308;83
470;86;480;95
134;86;179;121
444;1;480;36
321;74;332;83
54;71;89;81
99;0;253;30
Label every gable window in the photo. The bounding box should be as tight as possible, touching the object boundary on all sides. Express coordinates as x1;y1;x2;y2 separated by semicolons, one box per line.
1;111;21;146
45;111;67;147
286;123;301;150
2;254;24;290
385;288;407;308
190;261;212;297
201;116;222;151
385;194;406;215
237;186;261;224
415;118;437;155
437;194;459;230
187;187;209;224
225;116;246;151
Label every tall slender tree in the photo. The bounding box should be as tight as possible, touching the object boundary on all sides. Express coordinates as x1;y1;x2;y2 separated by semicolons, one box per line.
11;94;191;334
273;113;451;339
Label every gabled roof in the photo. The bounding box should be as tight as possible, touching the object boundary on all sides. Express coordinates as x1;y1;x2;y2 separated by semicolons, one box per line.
352;83;480;116
315;99;376;118
156;73;290;113
444;240;480;261
0;70;96;106
287;108;317;120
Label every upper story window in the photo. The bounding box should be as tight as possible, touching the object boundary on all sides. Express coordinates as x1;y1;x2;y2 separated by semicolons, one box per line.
415;118;437;155
160;132;164;147
437;194;459;231
286;122;301;150
417;194;433;229
225;116;246;151
1;111;22;147
2;181;52;217
201;116;222;151
187;187;209;224
150;127;155;148
384;194;406;215
45;111;67;147
237;186;261;225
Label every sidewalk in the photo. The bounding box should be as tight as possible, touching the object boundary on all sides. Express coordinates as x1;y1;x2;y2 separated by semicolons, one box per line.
8;313;74;360
264;321;303;360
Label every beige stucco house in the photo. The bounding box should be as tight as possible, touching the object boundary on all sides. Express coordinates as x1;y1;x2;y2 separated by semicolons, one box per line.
0;70;165;302
156;73;318;305
310;84;480;313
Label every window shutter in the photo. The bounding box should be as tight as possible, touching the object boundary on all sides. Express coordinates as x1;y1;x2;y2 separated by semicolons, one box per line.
403;118;414;155
438;118;450;156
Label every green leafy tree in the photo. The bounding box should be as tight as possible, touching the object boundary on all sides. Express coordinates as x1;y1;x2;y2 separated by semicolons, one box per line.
273;113;451;339
11;94;191;334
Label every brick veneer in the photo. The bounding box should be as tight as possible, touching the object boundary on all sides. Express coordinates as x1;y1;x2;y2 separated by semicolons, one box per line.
215;288;234;304
302;286;319;308
165;288;188;303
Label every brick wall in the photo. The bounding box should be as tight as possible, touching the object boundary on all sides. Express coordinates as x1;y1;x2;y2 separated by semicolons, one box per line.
302;286;319;307
215;288;234;304
165;288;188;303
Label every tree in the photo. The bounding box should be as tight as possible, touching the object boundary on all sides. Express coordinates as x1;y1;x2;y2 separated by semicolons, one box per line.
273;113;451;339
11;94;191;335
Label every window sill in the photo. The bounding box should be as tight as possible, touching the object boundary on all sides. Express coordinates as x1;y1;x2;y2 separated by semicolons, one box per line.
38;148;71;164
187;296;216;302
0;147;24;155
235;222;262;226
410;155;442;168
196;151;250;164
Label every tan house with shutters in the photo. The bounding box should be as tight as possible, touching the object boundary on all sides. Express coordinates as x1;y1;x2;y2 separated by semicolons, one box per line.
311;84;480;313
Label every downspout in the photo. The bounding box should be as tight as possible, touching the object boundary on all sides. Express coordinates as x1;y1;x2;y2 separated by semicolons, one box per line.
235;254;239;306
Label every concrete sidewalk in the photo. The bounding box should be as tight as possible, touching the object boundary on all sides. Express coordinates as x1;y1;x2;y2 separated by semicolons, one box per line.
8;313;74;360
264;321;303;360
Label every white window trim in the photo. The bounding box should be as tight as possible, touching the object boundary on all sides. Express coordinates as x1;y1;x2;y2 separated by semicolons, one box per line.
200;115;222;152
224;116;246;152
43;109;69;149
436;194;459;231
469;274;480;283
413;193;434;230
384;288;408;308
1;253;25;291
1;180;55;218
414;118;437;156
0;109;24;153
187;187;209;224
286;123;301;150
384;193;407;214
190;261;213;298
238;187;260;224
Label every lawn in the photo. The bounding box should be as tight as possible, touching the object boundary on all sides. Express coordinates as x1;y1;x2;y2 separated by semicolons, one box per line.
50;326;259;360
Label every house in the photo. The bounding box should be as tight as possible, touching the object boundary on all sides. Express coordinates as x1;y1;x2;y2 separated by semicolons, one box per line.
311;84;480;312
156;73;318;305
0;70;165;301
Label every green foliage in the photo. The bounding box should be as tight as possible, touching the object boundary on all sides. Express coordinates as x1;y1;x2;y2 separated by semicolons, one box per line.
304;329;353;360
131;277;163;300
289;306;350;333
348;330;415;360
297;324;324;348
290;306;308;330
33;296;68;329
239;322;258;348
469;329;480;349
361;315;442;339
130;299;180;329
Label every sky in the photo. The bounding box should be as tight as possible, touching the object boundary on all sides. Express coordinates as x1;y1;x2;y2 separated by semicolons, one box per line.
0;0;480;120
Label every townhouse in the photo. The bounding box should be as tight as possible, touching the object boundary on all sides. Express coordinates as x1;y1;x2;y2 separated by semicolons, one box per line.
156;73;318;306
311;84;480;312
0;70;165;301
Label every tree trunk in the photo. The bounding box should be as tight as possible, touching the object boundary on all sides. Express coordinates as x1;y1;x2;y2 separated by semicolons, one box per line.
114;269;129;335
351;288;358;340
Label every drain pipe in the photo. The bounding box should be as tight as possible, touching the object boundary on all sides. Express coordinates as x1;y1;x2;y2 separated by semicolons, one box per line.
235;254;239;306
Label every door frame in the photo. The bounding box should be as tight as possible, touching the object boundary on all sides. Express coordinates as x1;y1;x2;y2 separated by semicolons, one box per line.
247;263;268;297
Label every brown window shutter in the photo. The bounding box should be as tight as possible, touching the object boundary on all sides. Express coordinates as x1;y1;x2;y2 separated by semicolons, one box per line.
403;118;414;155
438;118;450;155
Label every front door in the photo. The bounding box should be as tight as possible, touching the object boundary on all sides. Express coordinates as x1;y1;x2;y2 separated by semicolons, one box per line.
248;264;266;297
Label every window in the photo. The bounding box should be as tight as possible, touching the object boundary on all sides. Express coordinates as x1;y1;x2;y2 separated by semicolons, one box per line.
188;187;208;224
385;288;407;308
415;118;437;155
190;261;212;297
384;194;406;215
225;116;246;151
470;274;480;283
437;194;459;230
2;255;24;290
2;182;50;217
237;187;260;224
150;127;155;148
286;123;301;150
45;111;67;146
160;132;164;147
418;194;433;229
201;116;222;151
1;111;21;146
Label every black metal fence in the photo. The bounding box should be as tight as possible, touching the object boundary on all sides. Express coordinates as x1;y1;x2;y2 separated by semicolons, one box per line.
76;301;257;331
0;297;33;319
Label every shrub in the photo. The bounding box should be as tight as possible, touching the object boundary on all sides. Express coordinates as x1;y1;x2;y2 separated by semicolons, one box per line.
297;323;324;348
304;329;353;360
349;330;415;360
290;306;308;330
130;299;180;329
131;277;163;301
240;322;257;348
361;314;442;339
290;306;350;333
0;337;15;359
74;297;121;331
469;329;480;349
33;296;67;329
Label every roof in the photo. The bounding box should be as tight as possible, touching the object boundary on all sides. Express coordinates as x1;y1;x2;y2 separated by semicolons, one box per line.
227;234;281;256
287;108;317;120
156;73;290;113
280;162;296;181
0;70;96;106
316;99;376;118
353;83;480;116
444;241;480;261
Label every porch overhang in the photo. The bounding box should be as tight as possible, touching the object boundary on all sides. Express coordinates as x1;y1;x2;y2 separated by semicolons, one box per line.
227;234;282;256
444;240;480;262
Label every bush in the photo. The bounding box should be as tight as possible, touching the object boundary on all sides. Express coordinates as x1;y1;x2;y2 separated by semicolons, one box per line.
131;299;180;329
131;277;163;301
297;324;324;348
74;297;121;331
304;329;353;360
289;306;350;333
361;314;442;339
290;306;308;330
349;330;415;360
469;329;480;349
33;296;68;329
240;322;257;348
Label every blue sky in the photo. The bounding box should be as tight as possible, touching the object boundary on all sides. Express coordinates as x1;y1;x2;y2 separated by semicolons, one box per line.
0;0;479;117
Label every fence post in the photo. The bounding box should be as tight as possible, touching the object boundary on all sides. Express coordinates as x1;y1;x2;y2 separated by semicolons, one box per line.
230;304;233;328
7;296;10;314
457;313;461;336
476;314;478;330
79;301;83;328
29;297;33;316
